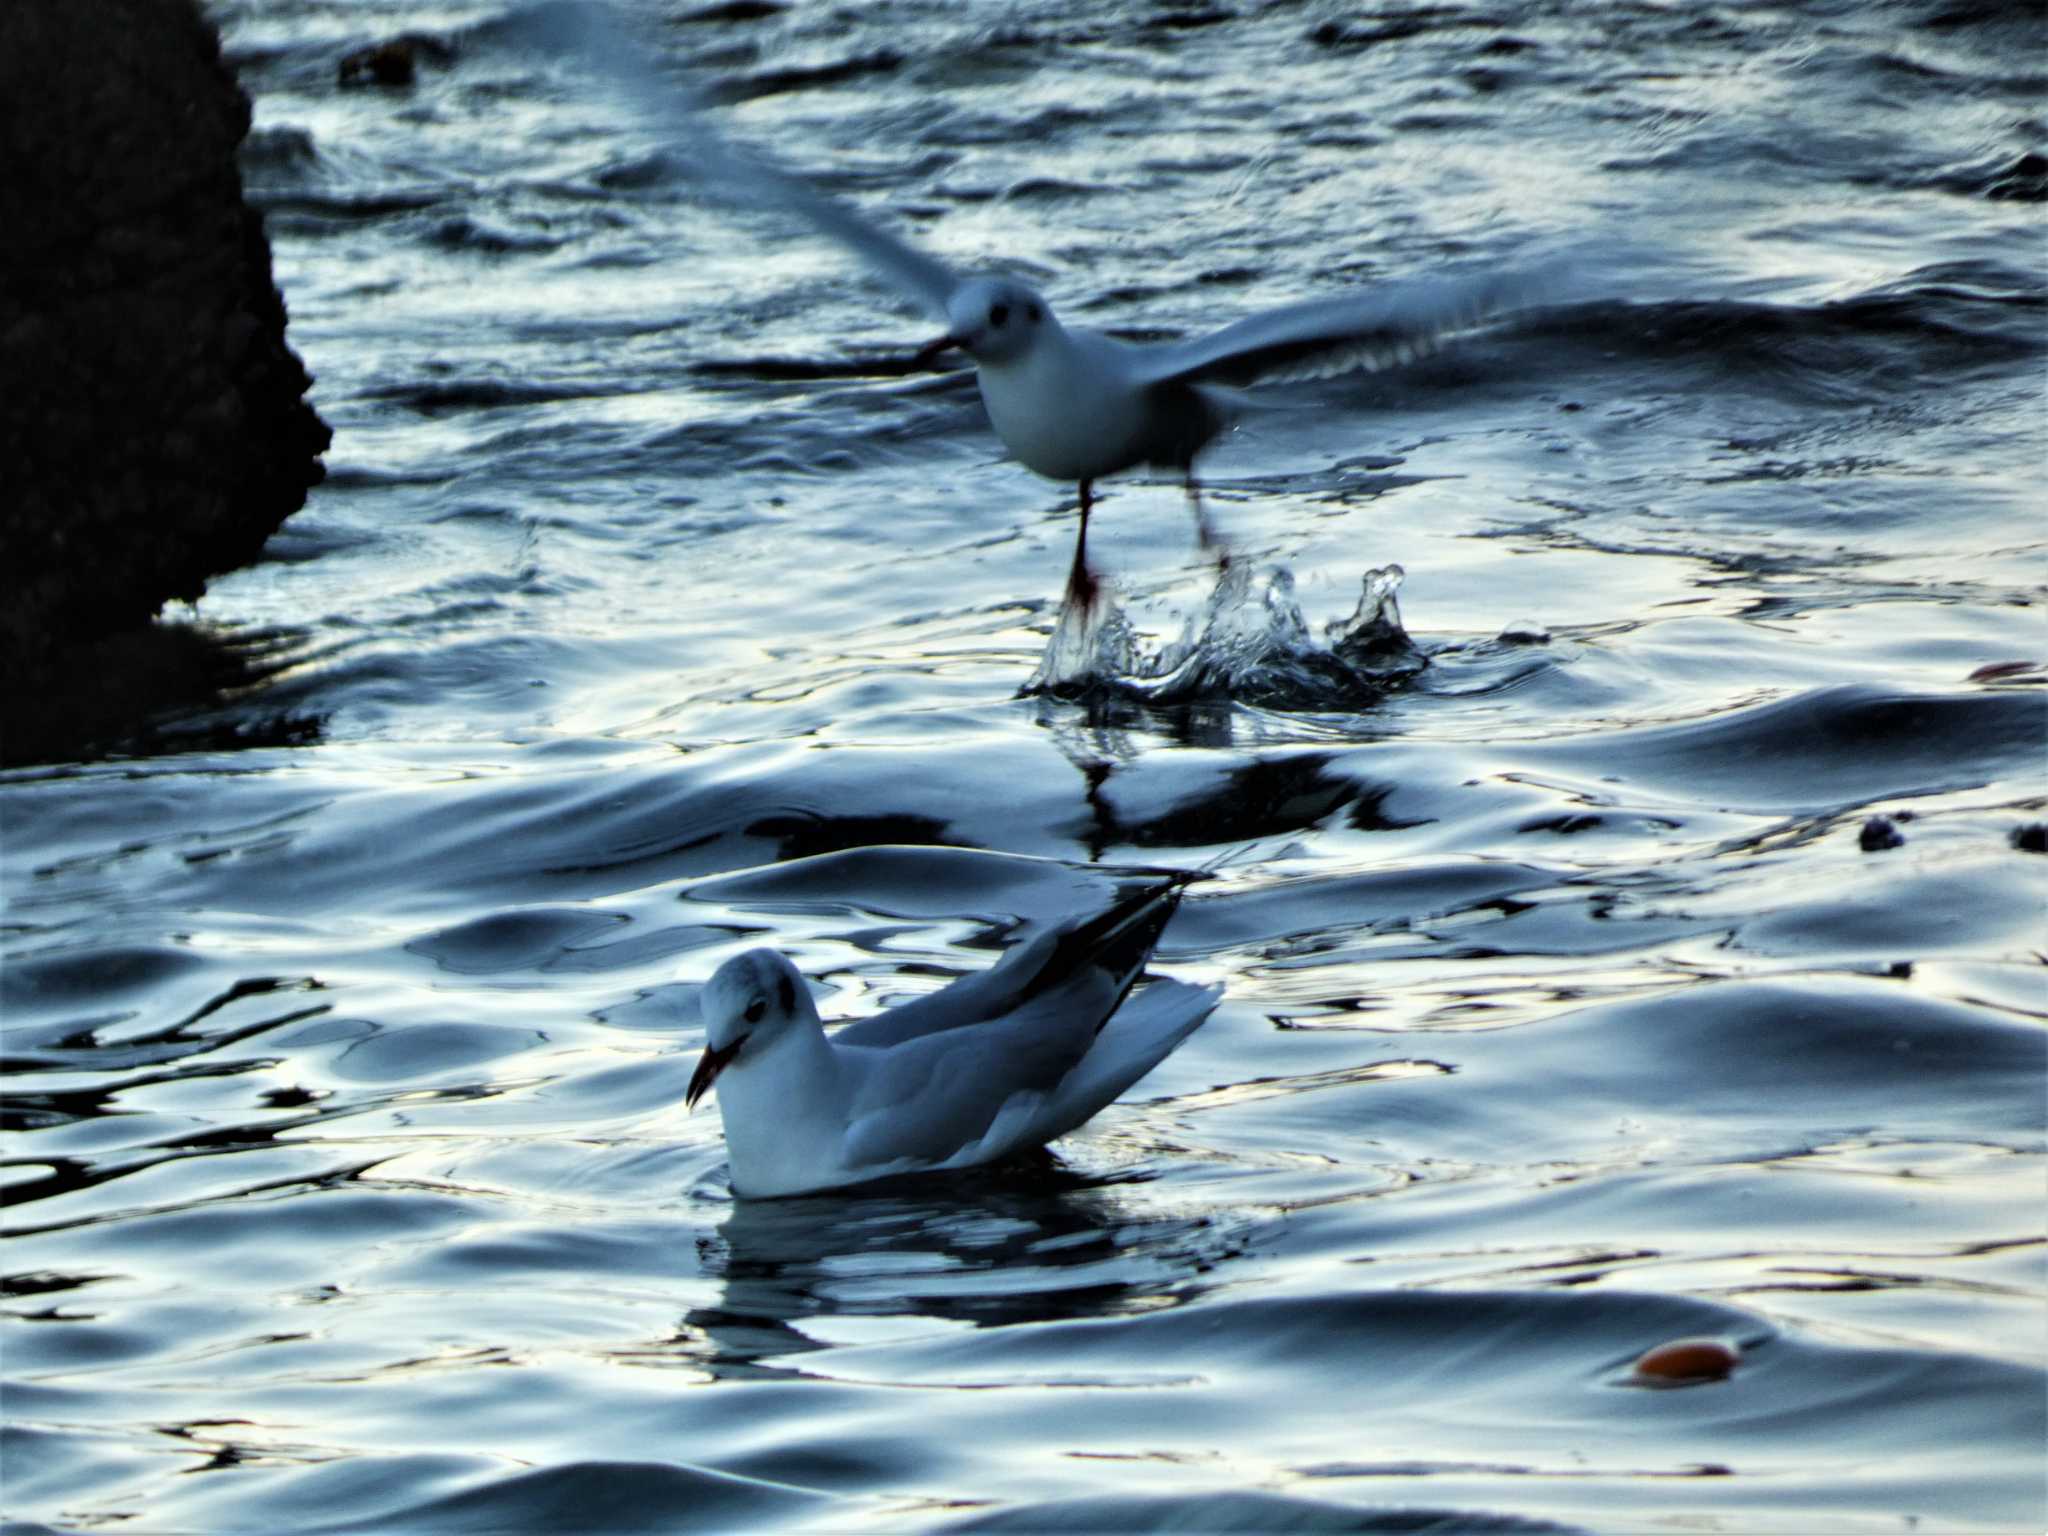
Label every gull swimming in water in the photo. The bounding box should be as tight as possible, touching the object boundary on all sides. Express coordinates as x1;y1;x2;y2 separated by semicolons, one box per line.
685;877;1219;1198
530;3;1563;606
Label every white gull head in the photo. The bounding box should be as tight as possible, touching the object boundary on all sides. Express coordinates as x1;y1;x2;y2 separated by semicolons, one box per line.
920;276;1053;368
687;948;816;1111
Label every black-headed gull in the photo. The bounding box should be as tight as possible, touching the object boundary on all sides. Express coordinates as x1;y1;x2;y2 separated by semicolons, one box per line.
686;877;1219;1198
536;4;1562;606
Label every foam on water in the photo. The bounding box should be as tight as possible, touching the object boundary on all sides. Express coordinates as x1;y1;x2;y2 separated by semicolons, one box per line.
1029;562;1429;709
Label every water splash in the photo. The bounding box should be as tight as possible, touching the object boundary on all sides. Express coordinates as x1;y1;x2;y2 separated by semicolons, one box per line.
1026;563;1427;709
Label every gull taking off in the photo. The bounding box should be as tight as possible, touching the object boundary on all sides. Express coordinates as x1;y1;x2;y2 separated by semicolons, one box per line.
903;266;1547;607
540;4;1562;606
686;877;1219;1198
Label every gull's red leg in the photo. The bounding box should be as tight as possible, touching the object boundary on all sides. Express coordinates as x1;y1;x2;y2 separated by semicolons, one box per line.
1064;479;1099;609
1187;473;1229;569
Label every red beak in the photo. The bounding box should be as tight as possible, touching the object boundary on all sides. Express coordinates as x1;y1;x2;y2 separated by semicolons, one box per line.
913;333;964;368
685;1033;747;1110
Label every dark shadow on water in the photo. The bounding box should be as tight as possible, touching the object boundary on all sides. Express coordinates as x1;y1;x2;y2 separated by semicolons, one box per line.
745;808;969;863
1062;750;1422;861
943;1493;1590;1534
1;620;322;769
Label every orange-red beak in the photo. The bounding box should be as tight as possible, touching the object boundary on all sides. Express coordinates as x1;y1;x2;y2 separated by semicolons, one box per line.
685;1032;747;1110
913;333;964;368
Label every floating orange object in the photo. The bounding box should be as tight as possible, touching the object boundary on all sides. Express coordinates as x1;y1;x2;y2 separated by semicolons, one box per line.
1632;1337;1741;1382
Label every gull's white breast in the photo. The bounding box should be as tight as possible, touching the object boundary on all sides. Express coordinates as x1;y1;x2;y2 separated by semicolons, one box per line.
976;326;1153;483
713;1026;865;1198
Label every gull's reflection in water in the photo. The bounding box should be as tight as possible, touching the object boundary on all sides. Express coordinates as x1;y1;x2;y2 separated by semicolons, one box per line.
680;1158;1243;1379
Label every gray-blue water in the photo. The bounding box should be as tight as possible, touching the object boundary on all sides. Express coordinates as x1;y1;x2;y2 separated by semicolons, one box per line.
5;2;2045;1531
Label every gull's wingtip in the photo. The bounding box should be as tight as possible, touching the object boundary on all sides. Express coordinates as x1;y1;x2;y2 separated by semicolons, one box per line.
1094;975;1223;1081
498;0;962;322
1166;976;1227;1016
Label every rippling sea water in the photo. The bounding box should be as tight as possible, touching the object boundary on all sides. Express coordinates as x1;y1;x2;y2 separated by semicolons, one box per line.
5;2;2045;1531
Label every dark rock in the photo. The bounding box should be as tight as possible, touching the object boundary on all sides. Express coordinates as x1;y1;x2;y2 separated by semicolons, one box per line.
0;0;328;758
678;0;788;24
2013;822;2048;855
338;33;455;89
1858;815;1905;852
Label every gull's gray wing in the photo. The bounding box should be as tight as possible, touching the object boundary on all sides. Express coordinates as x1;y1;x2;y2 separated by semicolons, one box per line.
516;0;960;321
838;980;1118;1168
677;118;963;323
1129;264;1560;391
831;879;1191;1168
834;877;1190;1051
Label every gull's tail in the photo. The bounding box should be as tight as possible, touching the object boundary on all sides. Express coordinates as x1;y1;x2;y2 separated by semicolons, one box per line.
1059;978;1223;1127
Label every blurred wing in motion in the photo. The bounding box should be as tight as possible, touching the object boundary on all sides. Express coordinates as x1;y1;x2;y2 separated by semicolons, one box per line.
1132;264;1565;391
505;1;961;321
676;121;964;323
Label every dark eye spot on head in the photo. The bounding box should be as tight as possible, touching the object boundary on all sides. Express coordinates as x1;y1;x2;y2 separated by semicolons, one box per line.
744;997;766;1025
989;302;1010;328
778;972;796;1013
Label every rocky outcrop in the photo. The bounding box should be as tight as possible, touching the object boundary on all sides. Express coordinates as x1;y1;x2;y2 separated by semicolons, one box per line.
0;0;329;737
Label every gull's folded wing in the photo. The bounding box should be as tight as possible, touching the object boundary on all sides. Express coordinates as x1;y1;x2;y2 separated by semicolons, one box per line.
834;877;1191;1052
832;879;1193;1167
839;986;1113;1167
